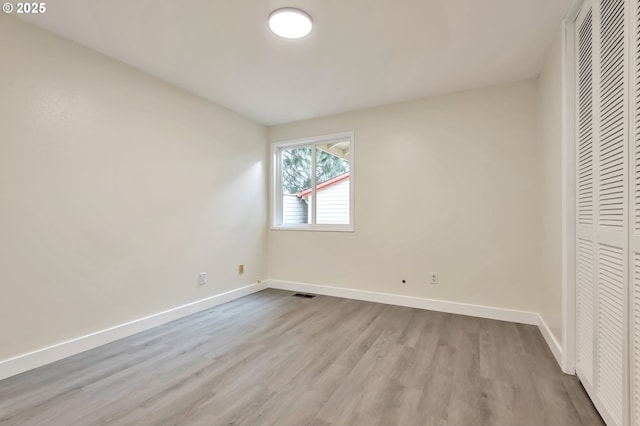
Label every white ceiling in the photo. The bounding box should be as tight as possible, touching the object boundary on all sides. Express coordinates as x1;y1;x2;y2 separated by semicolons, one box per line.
20;0;572;125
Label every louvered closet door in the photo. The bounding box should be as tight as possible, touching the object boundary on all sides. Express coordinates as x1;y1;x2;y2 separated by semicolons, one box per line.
597;0;628;424
576;3;596;392
576;0;630;425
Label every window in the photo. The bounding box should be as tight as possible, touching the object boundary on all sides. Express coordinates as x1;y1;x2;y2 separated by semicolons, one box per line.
272;132;353;231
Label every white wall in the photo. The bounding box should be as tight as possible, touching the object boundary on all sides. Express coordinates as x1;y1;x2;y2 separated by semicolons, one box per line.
268;80;542;313
537;29;564;343
0;16;267;361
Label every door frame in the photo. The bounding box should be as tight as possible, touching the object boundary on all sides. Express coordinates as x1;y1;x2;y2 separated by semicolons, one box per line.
561;0;583;375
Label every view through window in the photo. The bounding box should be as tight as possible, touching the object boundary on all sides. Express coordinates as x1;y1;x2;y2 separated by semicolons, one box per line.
273;134;353;230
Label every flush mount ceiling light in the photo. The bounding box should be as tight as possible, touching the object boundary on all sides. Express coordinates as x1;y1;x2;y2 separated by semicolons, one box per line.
268;7;312;39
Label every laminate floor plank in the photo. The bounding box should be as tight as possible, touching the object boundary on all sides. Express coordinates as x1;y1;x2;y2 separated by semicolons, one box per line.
0;289;604;426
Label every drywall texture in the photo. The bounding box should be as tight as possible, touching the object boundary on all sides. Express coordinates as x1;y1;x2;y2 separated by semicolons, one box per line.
0;16;267;360
537;29;564;343
268;80;543;313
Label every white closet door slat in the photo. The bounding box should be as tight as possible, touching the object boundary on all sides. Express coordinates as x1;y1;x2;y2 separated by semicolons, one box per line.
578;238;595;383
579;9;596;229
597;244;625;423
598;0;626;232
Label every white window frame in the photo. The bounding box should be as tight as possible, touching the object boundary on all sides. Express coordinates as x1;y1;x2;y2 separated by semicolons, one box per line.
271;131;354;232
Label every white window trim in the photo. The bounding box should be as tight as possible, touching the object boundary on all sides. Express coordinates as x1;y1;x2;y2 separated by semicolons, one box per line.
271;131;354;232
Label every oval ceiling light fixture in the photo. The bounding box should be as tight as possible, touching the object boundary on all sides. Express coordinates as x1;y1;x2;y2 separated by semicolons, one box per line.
268;7;312;39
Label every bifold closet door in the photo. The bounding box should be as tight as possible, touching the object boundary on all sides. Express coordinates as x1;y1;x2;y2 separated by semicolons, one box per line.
576;0;629;425
576;0;596;394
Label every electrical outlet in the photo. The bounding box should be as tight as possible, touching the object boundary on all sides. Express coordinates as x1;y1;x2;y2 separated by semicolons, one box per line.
199;272;207;286
430;273;438;285
239;264;244;274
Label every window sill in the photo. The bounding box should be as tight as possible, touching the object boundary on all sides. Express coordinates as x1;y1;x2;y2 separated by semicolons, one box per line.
271;224;354;233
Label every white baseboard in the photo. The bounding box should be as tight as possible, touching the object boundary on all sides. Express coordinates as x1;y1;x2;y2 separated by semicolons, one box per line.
0;279;565;381
537;314;564;370
265;279;539;325
265;279;567;369
0;281;267;381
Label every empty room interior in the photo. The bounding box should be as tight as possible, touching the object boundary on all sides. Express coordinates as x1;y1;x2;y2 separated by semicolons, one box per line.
1;0;639;425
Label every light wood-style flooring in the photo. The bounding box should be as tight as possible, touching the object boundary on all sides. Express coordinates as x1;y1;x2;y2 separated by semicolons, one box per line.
0;289;604;425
